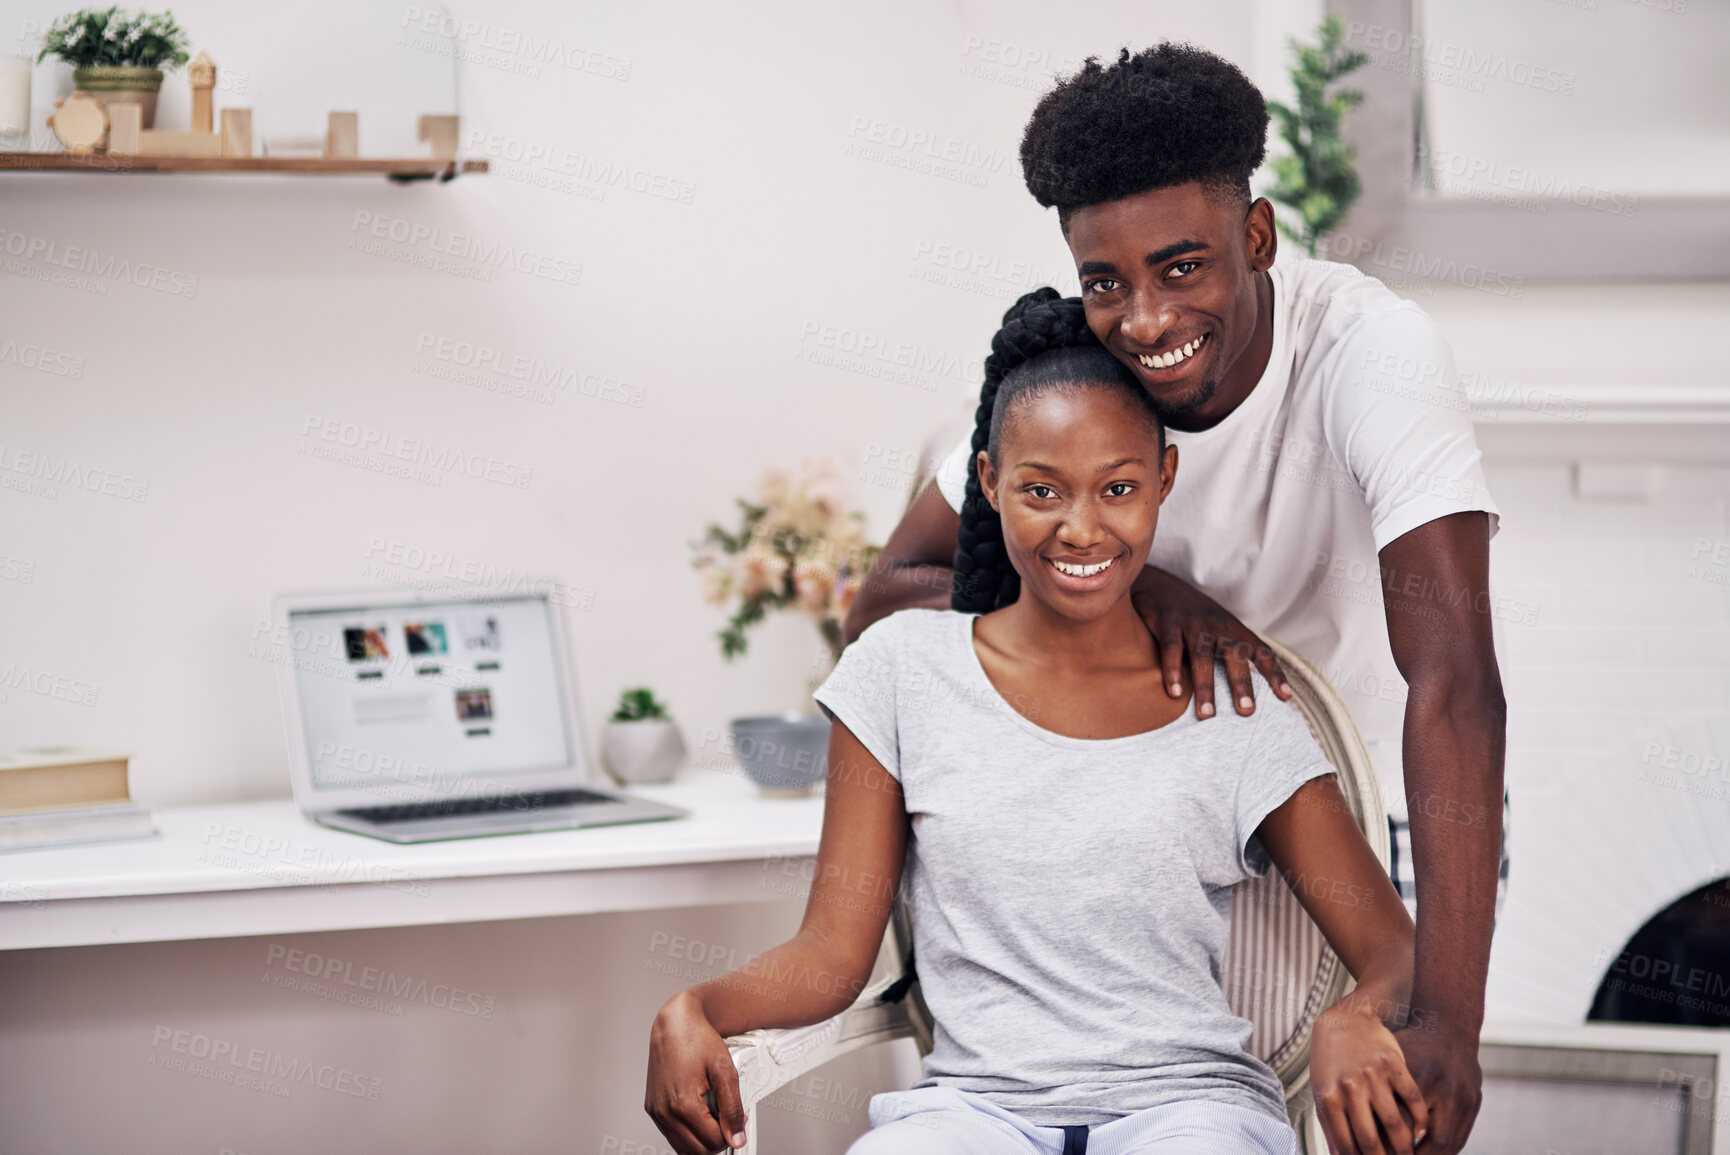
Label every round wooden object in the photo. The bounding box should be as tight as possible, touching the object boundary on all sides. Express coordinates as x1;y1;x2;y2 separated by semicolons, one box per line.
49;92;108;155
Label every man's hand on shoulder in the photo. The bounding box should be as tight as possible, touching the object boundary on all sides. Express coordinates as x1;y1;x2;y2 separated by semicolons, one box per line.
1129;565;1291;719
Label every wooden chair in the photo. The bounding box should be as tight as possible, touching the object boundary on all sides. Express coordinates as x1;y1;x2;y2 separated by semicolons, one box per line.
721;637;1388;1153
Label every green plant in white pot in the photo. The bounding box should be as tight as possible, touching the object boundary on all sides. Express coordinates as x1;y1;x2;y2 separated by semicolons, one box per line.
600;687;686;786
38;7;191;131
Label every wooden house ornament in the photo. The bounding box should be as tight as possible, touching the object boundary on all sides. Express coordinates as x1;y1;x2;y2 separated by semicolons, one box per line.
107;49;249;158
188;50;215;134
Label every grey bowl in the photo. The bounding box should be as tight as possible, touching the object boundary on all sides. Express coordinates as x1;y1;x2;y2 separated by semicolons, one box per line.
729;713;831;793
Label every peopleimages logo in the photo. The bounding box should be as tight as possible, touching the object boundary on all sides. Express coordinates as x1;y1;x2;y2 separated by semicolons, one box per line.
0;663;100;707
1345;21;1576;96
358;536;599;611
299;415;534;490
1416;144;1640;218
264;944;497;1018
400;6;633;80
200;822;432;896
0;443;149;502
1324;234;1525;299
842;115;1012;189
796;320;982;389
844;116;1013;172
149;1025;383;1100
412;332;646;407
346;212;582;288
908;238;1064;302
0;338;84;379
464;131;697;205
0;227;200;297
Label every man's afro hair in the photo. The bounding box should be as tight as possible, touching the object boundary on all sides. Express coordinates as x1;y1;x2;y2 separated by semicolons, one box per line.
1020;43;1269;213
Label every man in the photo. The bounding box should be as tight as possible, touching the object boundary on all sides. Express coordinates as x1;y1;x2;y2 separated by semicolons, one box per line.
844;43;1506;1154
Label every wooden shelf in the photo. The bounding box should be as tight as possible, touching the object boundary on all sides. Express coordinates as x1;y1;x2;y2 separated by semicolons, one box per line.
0;153;489;182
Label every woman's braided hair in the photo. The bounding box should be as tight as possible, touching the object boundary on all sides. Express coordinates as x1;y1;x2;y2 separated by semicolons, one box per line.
951;287;1162;613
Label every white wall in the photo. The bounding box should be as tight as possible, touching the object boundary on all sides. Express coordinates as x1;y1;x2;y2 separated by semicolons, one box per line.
1481;454;1730;1025
0;0;1316;806
4;0;1729;1151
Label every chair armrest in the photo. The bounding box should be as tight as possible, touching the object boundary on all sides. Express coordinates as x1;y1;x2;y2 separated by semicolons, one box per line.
724;970;919;1111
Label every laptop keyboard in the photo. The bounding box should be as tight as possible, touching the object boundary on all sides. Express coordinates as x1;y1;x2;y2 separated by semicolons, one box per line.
338;787;623;825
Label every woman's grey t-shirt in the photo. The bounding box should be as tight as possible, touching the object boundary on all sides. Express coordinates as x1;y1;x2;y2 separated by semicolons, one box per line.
812;608;1336;1127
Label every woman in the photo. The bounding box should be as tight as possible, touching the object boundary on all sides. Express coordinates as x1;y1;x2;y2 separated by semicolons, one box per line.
646;291;1428;1155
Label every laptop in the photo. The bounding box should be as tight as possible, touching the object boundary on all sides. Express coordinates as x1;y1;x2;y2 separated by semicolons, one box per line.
270;586;687;843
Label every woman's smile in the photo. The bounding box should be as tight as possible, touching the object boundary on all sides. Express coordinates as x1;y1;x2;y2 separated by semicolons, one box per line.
1044;551;1125;593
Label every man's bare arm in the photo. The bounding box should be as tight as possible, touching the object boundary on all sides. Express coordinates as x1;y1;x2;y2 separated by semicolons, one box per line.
842;481;958;644
1379;510;1506;1155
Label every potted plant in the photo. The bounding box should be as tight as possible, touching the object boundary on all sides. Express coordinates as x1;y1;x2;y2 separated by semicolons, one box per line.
37;7;191;131
1262;12;1369;256
600;687;686;786
691;459;880;794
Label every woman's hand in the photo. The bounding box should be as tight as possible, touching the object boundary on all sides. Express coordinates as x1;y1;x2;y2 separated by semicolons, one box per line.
1311;1002;1430;1155
1388;1024;1483;1155
645;990;749;1154
643;722;906;1152
1129;565;1290;718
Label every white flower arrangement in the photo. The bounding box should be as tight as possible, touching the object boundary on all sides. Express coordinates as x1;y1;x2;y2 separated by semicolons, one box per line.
692;458;880;660
37;7;191;70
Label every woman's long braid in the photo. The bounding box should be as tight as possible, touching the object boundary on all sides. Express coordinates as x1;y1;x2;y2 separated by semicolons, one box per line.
951;288;1100;612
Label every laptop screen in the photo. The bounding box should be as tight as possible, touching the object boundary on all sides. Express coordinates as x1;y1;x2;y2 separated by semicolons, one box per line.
286;595;573;796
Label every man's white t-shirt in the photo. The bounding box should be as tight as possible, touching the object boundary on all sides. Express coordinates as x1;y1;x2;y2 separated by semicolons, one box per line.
935;257;1501;821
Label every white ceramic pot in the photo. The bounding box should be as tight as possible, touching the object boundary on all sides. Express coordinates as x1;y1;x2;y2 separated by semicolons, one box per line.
600;719;686;785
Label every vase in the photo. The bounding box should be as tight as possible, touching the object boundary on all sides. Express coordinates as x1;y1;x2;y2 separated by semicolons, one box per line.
72;65;163;131
730;713;830;795
600;720;686;785
0;57;29;150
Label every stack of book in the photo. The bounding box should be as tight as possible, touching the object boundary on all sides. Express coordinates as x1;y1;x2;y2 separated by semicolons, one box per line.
0;748;156;851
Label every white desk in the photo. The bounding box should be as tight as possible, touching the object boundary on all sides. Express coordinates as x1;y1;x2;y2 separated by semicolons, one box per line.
0;769;826;951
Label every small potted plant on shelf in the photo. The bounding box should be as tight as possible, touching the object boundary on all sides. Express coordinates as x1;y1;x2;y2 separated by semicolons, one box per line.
600;687;686;786
37;6;191;131
691;458;880;795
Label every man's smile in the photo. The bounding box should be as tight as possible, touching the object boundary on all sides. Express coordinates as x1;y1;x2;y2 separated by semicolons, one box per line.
1132;331;1208;372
